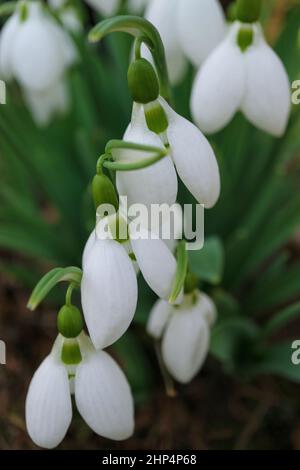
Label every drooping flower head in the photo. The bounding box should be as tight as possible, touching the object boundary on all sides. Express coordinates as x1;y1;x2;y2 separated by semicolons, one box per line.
191;1;291;136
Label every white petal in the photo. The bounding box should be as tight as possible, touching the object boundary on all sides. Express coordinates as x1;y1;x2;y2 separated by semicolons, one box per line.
82;230;97;267
115;104;178;210
195;291;217;326
75;350;134;440
81;239;138;349
162;301;210;383
24;79;69;126
177;0;226;67
144;0;187;85
0;12;20;80
25;354;72;449
129;225;177;300
191;24;245;134
161;98;220;208
84;0;120;16
11;12;68;92
241;34;291;137
147;299;173;339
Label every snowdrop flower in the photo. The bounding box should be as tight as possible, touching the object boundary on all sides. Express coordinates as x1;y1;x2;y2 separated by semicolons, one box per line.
143;0;226;85
82;216;180;350
26;334;134;448
121;58;220;209
177;0;226;69
147;291;217;383
84;0;120;17
0;1;77;124
191;21;291;136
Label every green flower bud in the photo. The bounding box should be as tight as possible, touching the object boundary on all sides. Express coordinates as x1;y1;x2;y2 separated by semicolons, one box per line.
184;271;199;295
227;2;237;22
92;174;119;211
61;339;82;365
237;26;254;52
57;304;84;339
144;101;168;135
236;0;262;23
19;1;29;22
128;59;159;104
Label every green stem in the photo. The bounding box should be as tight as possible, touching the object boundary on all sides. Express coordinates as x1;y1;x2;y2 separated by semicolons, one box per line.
65;282;77;306
169;241;188;304
88;15;172;103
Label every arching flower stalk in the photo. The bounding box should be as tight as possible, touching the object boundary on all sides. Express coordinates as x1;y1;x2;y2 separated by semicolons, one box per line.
147;288;217;384
143;0;226;85
0;0;77;125
191;0;291;136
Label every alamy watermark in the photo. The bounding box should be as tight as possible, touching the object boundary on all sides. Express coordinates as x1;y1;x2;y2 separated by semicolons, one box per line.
0;340;6;365
292;80;300;105
95;197;205;251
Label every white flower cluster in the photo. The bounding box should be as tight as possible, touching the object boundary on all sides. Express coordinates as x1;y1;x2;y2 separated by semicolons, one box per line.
0;1;77;125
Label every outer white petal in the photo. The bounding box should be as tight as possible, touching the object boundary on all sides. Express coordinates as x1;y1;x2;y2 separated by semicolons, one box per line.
161;98;220;208
82;230;97;267
144;0;187;85
25;353;72;449
75;350;134;440
177;0;226;67
24;78;69;126
84;0;120;16
147;299;173;339
162;302;210;383
0;13;20;80
191;24;245;134
11;14;67;92
129;225;177;301
241;33;291;137
81;239;138;349
195;291;217;326
115;104;178;210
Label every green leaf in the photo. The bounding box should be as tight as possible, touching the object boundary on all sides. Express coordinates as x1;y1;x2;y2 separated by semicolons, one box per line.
251;342;300;383
189;237;224;284
28;267;82;310
262;302;300;339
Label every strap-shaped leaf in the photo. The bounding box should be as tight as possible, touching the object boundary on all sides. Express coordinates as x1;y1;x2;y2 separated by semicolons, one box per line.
27;267;82;310
0;2;17;17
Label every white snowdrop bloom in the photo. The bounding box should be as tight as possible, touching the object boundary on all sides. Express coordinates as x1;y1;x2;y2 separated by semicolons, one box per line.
84;0;120;17
26;334;134;448
24;78;69;126
148;291;217;383
0;1;77;123
191;22;291;137
144;0;187;85
81;237;138;349
114;103;178;211
177;0;226;68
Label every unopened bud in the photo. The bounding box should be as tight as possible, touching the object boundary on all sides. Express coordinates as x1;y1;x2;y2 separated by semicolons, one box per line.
128;59;159;104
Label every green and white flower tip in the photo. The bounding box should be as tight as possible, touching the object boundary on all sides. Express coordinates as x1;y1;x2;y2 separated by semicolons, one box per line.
0;0;77;125
115;59;220;210
147;290;217;384
191;0;291;137
144;0;226;85
26;333;134;448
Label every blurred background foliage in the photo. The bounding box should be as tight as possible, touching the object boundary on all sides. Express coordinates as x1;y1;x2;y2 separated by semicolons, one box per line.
1;0;300;404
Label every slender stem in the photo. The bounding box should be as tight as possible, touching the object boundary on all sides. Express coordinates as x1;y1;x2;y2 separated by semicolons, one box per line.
169;241;188;304
154;341;177;398
103;153;166;172
105;139;167;157
65;282;77;306
88;16;172;103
